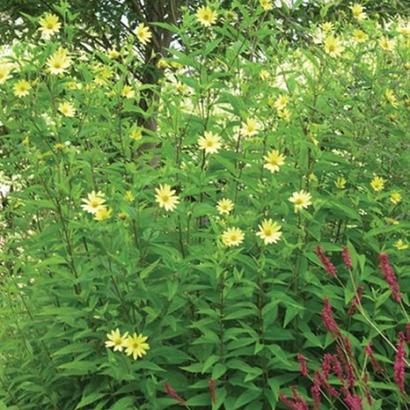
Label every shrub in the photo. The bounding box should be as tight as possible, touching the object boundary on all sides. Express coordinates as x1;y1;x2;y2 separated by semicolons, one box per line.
0;1;409;409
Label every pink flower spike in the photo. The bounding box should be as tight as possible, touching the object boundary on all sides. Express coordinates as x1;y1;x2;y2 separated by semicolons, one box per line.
297;354;309;377
348;286;363;316
315;246;337;277
342;246;353;270
393;332;407;394
164;382;187;406
379;253;401;303
321;298;341;337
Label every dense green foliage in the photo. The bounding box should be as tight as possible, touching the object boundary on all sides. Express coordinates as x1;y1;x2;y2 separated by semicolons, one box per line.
0;1;409;409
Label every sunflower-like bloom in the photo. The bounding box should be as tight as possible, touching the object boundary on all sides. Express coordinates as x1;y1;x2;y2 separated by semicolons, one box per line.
46;48;72;75
263;149;286;174
216;198;234;215
39;13;61;39
94;207;112;221
135;23;152;45
58;101;76;117
350;4;367;21
289;190;312;212
390;192;401;205
124;333;150;360
13;79;31;97
256;219;282;245
240;118;260;137
259;0;273;11
105;329;128;352
221;227;245;247
273;95;289;111
155;184;179;212
370;176;385;192
324;36;344;58
196;6;217;27
81;191;106;214
198;131;222;154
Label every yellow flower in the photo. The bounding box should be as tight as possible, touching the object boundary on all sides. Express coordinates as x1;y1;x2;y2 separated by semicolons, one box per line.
379;36;394;52
122;85;135;99
94;207;112;221
240;118;260;137
46;48;72;75
350;4;366;21
13;79;31;97
221;227;245;247
289;190;312;212
370;176;385;192
216;198;234;215
196;6;217;27
385;217;399;225
81;191;106;214
278;109;291;122
263;149;286;173
124;190;135;202
259;69;270;80
130;128;142;141
107;48;120;59
155;184;179;212
320;22;334;33
390;192;401;205
256;219;282;245
94;66;113;86
273;95;289;111
39;13;61;39
198;131;222;154
324;36;344;57
394;240;408;251
105;329;128;352
353;29;368;43
54;143;65;151
335;177;347;189
398;21;410;37
134;23;152;45
157;58;169;69
58;101;76;117
259;0;273;11
0;64;13;84
124;333;150;360
385;89;398;107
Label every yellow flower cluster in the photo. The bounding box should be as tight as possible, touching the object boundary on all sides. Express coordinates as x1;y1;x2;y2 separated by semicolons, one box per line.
221;218;283;247
105;329;150;360
81;191;112;221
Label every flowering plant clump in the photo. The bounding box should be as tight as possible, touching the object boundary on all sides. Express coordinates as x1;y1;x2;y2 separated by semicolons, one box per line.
0;1;409;409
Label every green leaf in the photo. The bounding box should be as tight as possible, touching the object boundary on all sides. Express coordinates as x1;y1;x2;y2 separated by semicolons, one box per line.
75;392;106;409
233;389;261;409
